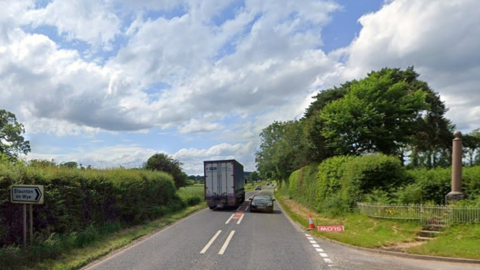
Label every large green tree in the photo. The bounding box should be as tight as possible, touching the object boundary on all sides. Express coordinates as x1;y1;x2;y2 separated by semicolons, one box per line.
145;153;187;188
255;120;308;184
302;86;348;163
392;67;454;168
463;129;480;166
319;68;428;156
0;109;31;160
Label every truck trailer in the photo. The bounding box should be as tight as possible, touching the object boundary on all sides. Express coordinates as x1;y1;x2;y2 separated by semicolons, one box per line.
204;159;245;209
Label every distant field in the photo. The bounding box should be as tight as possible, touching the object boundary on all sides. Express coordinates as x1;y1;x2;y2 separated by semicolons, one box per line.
178;185;204;201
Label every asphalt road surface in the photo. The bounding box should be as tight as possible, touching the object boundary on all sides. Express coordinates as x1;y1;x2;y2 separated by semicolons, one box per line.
84;186;480;270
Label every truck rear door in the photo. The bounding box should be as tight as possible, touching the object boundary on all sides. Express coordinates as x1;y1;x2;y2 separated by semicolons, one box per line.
205;162;233;197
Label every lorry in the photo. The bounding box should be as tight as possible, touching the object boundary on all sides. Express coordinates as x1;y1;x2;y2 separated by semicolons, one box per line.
204;159;245;209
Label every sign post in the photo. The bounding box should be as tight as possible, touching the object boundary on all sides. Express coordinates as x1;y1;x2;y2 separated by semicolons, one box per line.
10;185;45;246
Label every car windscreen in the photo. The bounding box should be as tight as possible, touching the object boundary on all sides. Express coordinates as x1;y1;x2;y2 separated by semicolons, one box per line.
253;195;271;201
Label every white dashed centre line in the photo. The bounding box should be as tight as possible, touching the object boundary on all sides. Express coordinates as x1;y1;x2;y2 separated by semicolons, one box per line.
200;230;222;254
225;214;234;224
237;213;245;224
219;230;235;255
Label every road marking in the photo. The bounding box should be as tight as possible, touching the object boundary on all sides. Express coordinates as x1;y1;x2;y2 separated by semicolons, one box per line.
225;214;234;224
304;234;334;267
219;230;235;255
200;230;222;254
237;213;245;224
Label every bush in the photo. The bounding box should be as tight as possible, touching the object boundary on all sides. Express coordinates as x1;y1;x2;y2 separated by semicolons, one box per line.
315;156;354;208
319;195;352;217
406;168;450;204
0;165;181;247
339;154;410;207
186;196;202;206
392;183;423;204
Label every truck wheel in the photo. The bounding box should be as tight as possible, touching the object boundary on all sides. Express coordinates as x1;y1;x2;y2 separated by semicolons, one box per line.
209;206;216;210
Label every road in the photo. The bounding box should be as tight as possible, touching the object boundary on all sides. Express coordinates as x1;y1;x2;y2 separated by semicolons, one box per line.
84;186;480;270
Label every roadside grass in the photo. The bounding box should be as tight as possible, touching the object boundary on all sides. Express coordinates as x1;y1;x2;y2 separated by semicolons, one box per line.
407;223;480;259
245;182;258;192
0;186;207;270
178;185;204;201
40;204;206;270
276;195;419;248
276;193;480;260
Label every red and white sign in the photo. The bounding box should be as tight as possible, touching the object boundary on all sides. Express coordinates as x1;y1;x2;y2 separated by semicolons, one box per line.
317;225;344;232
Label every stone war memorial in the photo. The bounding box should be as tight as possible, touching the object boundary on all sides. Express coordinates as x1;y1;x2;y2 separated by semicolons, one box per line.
446;131;465;204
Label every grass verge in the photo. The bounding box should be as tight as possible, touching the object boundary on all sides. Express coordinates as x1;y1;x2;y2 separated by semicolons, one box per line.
276;193;480;260
37;204;206;270
406;223;480;259
0;185;207;270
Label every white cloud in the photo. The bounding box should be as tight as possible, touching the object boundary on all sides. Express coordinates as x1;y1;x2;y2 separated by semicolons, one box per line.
5;0;480;176
27;144;158;169
174;141;256;174
24;0;121;49
178;119;222;134
341;0;480;131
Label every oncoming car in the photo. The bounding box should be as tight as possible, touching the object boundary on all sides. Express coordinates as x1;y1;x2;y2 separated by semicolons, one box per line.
255;185;262;190
249;193;275;213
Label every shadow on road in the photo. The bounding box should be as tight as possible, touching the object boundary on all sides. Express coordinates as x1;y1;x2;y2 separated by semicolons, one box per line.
249;209;282;214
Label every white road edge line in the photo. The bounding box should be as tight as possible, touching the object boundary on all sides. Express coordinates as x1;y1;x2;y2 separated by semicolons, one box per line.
237;214;245;224
305;234;334;266
218;230;235;255
225;214;234;224
200;230;222;254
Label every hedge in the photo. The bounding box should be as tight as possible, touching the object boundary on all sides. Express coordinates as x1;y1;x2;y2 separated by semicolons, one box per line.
281;154;480;215
0;164;180;246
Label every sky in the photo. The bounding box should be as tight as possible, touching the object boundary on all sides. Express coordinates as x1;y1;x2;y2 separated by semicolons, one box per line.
1;0;479;175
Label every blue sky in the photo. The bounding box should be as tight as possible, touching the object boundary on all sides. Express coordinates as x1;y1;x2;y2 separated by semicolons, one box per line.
1;0;479;175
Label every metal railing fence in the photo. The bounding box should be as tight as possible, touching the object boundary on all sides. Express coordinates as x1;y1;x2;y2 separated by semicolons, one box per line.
357;203;480;226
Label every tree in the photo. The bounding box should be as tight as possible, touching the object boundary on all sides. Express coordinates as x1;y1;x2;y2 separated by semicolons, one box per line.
145;153;187;188
30;159;57;168
390;67;454;168
247;171;260;182
302;83;350;163
255;120;308;184
320;68;428;156
60;161;78;168
255;121;289;184
463;129;480;166
0;109;31;160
